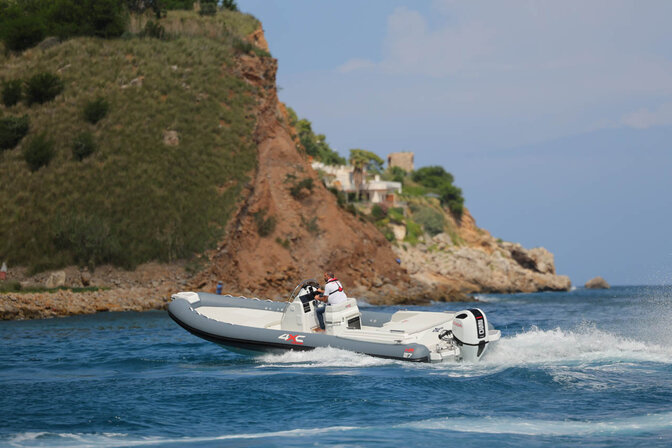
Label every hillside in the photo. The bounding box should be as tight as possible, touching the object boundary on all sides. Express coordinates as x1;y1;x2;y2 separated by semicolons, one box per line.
0;11;260;270
387;199;571;293
1;9;570;319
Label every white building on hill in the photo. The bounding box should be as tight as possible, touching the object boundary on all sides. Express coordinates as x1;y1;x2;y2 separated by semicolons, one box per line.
311;162;402;204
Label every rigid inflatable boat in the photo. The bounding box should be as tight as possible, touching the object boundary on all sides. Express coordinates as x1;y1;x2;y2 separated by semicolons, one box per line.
168;280;501;362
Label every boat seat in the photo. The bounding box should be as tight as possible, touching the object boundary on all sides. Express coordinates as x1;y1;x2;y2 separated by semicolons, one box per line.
383;311;453;335
324;298;361;329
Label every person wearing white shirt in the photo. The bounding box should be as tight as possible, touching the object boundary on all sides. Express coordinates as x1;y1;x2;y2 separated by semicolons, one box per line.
314;271;347;330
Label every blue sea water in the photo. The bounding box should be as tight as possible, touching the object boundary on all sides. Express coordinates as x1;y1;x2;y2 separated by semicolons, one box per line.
1;286;672;447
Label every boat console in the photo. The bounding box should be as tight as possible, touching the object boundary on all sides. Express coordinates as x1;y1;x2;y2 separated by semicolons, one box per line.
280;279;361;333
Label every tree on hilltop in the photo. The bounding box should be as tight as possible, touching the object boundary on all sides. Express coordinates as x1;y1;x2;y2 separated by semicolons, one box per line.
349;149;384;200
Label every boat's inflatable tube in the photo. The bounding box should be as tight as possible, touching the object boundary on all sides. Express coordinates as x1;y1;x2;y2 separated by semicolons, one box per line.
168;293;431;362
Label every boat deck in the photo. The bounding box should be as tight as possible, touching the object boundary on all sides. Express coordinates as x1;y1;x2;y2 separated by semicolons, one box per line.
196;306;283;329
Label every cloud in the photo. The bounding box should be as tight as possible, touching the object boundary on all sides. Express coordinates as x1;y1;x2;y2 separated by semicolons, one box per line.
337;58;375;73
330;0;672;142
622;103;672;129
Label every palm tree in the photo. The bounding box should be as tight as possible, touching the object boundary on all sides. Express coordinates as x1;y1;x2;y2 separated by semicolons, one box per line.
349;149;383;201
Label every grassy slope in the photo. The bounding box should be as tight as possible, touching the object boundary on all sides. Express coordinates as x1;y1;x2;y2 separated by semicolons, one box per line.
0;12;262;270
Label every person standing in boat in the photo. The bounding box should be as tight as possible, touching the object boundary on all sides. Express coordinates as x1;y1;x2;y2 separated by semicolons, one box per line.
314;272;348;330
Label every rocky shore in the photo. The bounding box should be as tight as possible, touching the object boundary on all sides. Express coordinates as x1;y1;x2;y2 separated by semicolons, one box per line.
0;287;173;320
0;263;189;320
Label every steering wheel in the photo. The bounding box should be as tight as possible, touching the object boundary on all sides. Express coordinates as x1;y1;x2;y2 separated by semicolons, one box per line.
289;279;320;302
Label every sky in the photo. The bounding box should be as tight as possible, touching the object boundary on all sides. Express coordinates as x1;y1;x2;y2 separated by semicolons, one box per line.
237;0;672;286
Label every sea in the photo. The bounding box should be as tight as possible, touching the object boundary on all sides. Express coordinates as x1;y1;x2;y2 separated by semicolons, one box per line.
1;285;671;447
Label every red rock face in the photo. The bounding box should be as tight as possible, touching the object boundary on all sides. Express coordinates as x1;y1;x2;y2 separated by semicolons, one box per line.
194;33;409;300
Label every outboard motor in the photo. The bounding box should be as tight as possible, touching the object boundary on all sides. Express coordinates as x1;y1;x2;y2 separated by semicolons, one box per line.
451;308;492;362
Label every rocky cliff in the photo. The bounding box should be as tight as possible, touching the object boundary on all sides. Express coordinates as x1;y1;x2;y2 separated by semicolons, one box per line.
193;26;570;302
393;207;570;294
192;35;431;304
0;17;571;320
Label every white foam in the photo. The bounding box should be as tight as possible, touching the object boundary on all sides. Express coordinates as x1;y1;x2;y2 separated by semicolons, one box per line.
403;411;672;436
415;323;672;379
9;412;672;446
7;426;358;447
482;323;672;367
256;346;395;368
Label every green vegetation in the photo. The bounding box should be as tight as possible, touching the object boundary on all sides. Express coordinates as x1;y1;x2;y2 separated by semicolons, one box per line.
52;213;121;268
349;148;384;200
25;72;64;106
72;131;96;161
253;209;276;237
162;0;195;10
370;204;387;221
301;215;320;235
0;0;247;53
221;0;239;11
0;0;127;52
0;280;105;294
404;219;422;244
385;166;406;183
289;177;314;199
199;1;217;16
0;14;47;52
411;166;464;217
388;207;404;224
0;11;262;270
288;107;345;165
2;79;22;107
141;20;166;40
410;203;444;236
275;237;290;249
0;115;29;151
349;149;384;173
23;132;54;171
83;97;110;124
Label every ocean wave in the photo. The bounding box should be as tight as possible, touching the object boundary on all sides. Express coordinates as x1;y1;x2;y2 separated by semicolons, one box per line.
402;411;672;436
483;323;672;366
8;411;672;446
255;346;395;368
6;426;358;447
255;323;672;372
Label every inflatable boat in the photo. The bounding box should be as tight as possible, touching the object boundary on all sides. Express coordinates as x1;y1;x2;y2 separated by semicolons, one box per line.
168;280;501;362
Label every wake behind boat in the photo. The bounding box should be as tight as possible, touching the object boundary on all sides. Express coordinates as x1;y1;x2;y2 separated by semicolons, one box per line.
168;280;501;362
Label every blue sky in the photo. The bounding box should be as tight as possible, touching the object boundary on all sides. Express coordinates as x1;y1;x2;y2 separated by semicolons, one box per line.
238;0;672;285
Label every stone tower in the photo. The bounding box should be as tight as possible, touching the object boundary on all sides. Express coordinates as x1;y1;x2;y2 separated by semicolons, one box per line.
387;152;414;172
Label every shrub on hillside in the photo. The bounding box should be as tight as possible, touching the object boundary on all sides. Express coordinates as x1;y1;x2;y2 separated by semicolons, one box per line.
1;1;126;52
289;177;314;199
222;0;238;11
411;165;464;217
371;204;387;221
72;131;96;161
141;20;166;40
252;209;276;237
25;72;64;105
23;133;55;171
440;184;464;217
412;166;454;188
83;97;110;124
0;115;29;151
162;0;195;10
53;213;121;269
49;0;126;39
411;205;445;236
1;15;46;52
388;207;405;224
388;166;406;183
199;0;217;15
404;220;422;244
2;79;23;107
